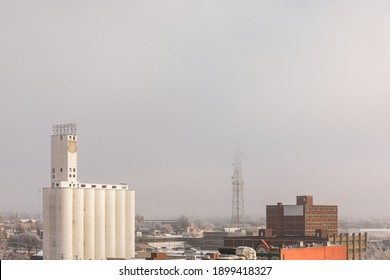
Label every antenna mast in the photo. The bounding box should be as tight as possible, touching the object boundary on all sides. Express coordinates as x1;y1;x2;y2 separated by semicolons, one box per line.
231;150;244;228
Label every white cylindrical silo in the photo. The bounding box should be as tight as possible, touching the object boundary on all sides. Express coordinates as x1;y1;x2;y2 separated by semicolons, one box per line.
125;190;135;259
84;188;95;260
57;188;73;260
43;188;53;260
94;189;106;260
72;188;84;259
105;190;116;259
115;190;125;259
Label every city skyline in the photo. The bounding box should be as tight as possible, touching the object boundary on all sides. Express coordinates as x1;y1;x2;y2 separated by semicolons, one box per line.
1;1;390;219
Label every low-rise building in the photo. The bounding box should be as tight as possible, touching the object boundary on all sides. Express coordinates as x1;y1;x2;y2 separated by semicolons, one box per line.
267;195;337;237
224;195;367;260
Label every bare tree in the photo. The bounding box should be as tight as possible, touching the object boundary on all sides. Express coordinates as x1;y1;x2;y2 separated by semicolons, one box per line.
160;224;173;234
365;240;390;260
177;215;190;232
0;252;29;260
202;222;215;231
192;219;215;231
149;222;162;231
135;214;145;229
8;233;42;254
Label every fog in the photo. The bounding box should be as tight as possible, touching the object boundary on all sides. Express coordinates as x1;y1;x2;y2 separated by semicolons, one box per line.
1;1;390;219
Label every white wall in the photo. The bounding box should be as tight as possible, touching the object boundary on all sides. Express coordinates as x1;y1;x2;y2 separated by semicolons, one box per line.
43;188;135;260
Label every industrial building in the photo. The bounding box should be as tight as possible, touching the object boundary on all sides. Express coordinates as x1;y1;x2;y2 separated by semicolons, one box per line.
43;124;135;260
224;231;367;260
223;195;367;259
266;195;338;237
203;231;245;251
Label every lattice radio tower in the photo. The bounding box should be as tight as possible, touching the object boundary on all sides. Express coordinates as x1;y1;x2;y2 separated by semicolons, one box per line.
231;150;244;228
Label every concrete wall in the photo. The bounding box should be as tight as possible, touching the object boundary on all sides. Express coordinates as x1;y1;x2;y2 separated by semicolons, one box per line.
51;135;77;187
43;188;135;260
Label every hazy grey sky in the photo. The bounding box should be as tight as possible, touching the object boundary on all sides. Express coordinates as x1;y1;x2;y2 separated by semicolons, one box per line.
1;0;390;219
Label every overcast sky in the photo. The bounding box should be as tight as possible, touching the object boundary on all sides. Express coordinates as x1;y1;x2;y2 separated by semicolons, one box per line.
1;0;390;220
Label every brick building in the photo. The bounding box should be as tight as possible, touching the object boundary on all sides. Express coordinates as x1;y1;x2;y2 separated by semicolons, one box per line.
266;195;337;237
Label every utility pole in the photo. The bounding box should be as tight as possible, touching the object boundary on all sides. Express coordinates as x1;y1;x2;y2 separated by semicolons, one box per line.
231;149;244;228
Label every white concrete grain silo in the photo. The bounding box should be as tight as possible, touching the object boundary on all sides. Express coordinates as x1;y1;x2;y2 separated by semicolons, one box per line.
43;124;135;260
